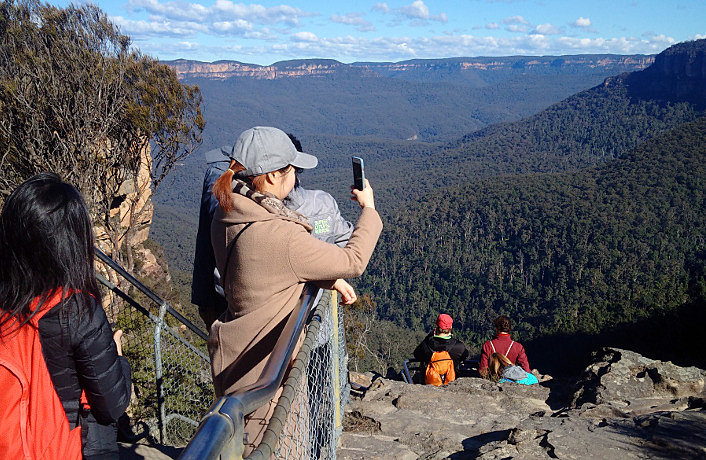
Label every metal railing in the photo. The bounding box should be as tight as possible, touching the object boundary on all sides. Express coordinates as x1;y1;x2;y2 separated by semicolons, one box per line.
95;248;213;446
180;288;346;459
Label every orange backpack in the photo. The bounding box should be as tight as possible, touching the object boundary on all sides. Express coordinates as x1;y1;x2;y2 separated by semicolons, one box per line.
0;290;83;460
425;350;456;386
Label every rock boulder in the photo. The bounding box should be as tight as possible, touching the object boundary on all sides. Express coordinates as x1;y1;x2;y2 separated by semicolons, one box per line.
338;348;706;459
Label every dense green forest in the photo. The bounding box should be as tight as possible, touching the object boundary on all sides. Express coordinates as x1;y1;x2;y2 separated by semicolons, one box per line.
356;116;706;369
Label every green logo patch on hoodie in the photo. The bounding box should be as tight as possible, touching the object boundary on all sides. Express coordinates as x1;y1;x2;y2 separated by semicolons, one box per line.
314;218;330;234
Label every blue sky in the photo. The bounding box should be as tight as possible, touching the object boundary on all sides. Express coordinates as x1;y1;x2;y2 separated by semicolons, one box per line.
58;0;705;64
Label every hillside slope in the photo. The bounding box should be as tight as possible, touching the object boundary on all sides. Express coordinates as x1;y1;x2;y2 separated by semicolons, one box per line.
358;115;706;357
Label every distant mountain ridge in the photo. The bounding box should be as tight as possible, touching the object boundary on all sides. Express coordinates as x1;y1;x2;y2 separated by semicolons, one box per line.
165;58;376;80
165;54;654;84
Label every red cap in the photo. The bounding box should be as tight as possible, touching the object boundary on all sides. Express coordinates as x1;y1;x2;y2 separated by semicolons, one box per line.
436;314;453;330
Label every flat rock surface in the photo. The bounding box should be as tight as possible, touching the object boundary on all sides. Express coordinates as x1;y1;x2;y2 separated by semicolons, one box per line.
338;348;706;459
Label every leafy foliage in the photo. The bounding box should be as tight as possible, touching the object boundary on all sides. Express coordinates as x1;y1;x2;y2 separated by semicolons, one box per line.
0;0;204;272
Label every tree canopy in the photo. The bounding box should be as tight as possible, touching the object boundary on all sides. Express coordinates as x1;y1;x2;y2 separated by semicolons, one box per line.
0;0;204;269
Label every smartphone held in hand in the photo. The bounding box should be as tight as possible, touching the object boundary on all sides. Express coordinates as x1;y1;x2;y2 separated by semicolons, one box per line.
352;156;365;190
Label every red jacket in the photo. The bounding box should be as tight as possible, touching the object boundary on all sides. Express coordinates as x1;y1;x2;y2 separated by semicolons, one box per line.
479;333;530;373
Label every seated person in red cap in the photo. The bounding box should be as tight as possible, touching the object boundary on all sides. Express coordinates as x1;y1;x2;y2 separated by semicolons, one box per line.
413;314;469;385
478;315;531;378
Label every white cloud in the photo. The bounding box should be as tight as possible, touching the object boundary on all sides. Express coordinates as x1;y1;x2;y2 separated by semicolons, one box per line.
112;16;207;37
557;35;675;53
211;1;309;27
695;34;706;39
533;23;561;35
507;24;528;33
572;17;592;28
331;13;375;32
127;0;208;21
372;3;391;13
374;0;447;24
127;0;312;26
174;41;200;51
291;31;319;43
212;19;253;34
502;15;529;25
486;22;499;30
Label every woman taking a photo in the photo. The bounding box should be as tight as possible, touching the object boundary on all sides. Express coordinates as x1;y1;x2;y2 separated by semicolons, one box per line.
0;173;131;459
209;126;383;452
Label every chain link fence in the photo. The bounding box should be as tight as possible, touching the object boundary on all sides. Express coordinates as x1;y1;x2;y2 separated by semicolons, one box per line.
180;289;349;459
96;253;214;448
266;290;344;459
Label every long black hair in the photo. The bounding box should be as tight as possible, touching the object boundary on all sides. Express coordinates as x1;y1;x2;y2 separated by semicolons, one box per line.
0;172;100;333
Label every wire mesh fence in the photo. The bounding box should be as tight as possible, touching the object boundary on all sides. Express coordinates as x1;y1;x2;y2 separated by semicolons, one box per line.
97;261;214;448
268;289;346;460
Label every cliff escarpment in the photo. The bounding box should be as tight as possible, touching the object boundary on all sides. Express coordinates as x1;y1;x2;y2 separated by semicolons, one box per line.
165;54;654;82
613;39;706;108
166;58;377;80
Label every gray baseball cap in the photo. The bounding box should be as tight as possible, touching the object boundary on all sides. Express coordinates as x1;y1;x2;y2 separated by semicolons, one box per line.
230;126;318;176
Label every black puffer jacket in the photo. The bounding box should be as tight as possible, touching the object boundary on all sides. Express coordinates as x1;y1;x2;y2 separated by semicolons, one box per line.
38;294;131;459
413;332;469;367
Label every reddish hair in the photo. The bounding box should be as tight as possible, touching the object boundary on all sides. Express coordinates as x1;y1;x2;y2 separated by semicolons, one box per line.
212;160;245;214
212;161;293;213
487;352;513;381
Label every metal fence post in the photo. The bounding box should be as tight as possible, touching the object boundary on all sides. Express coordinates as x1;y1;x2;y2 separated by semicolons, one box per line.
330;291;342;438
155;301;169;444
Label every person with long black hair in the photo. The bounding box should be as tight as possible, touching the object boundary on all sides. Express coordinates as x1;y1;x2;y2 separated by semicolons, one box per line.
0;173;131;459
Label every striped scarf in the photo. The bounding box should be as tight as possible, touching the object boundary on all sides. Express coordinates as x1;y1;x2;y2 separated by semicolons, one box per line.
232;179;312;231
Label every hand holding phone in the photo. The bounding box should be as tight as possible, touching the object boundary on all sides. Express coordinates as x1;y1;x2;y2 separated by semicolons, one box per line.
352;156;365;190
350;156;375;209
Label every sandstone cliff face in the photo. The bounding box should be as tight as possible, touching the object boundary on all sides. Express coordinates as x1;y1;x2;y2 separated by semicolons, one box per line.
94;143;153;252
93;144;167;297
339;348;706;459
357;55;654;75
166;55;654;81
619;39;706;108
167;59;376;80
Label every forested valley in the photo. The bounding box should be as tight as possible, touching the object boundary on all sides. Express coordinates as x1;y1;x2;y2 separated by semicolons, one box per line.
151;39;706;375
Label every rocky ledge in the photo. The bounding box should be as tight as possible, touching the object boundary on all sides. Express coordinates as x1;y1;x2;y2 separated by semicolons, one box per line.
338;347;706;459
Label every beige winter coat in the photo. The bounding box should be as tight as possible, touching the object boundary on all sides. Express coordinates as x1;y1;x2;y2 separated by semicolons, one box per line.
209;188;382;398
